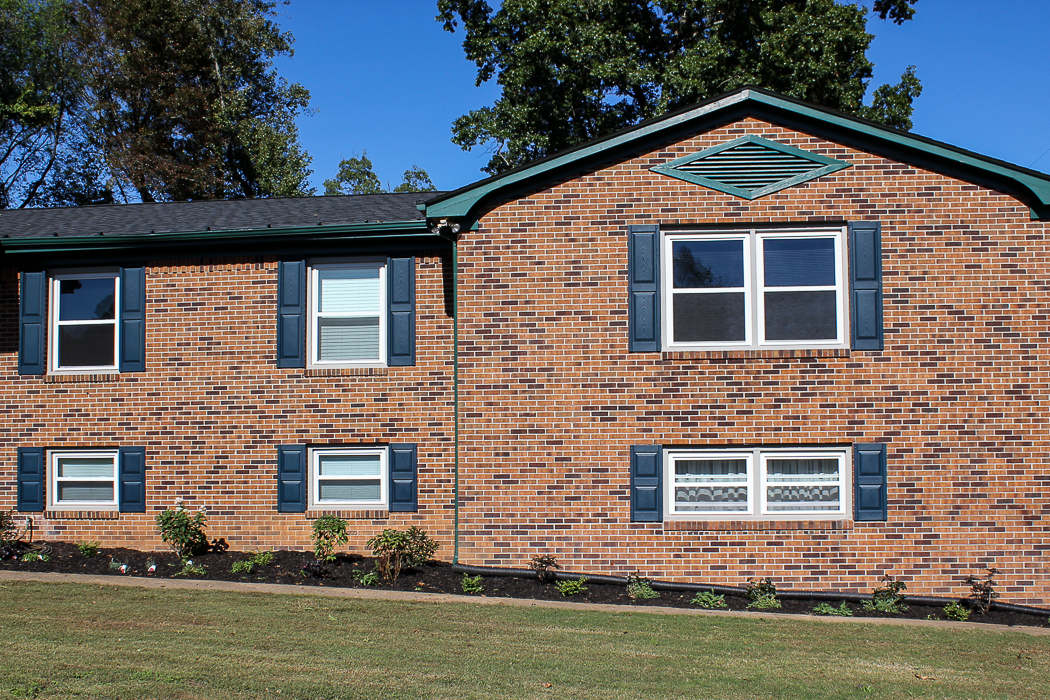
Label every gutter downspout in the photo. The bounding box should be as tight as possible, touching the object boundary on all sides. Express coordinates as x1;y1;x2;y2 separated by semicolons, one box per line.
452;234;460;565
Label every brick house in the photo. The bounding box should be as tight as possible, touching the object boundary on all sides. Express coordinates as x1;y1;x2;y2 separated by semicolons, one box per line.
4;87;1050;603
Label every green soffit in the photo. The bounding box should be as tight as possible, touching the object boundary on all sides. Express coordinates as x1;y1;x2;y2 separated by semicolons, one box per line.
423;87;1050;221
650;134;851;199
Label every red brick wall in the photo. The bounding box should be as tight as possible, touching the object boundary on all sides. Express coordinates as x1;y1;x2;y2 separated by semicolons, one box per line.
456;117;1050;604
0;254;455;556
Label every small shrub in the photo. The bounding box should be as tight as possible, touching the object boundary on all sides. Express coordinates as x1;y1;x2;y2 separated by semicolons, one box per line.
944;601;970;621
155;498;208;559
745;577;780;609
312;515;349;563
251;549;275;567
813;601;853;617
626;573;660;600
555;577;588;597
366;526;438;582
20;551;49;562
461;574;484;594
231;560;254;575
77;541;101;558
863;574;908;614
173;560;206;577
965;566;1000;614
529;554;561;582
1;510;21;544
349;569;379;586
691;591;728;609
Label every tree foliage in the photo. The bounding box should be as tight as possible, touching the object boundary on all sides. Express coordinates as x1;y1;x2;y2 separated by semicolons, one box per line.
438;0;922;174
1;0;313;208
323;152;436;196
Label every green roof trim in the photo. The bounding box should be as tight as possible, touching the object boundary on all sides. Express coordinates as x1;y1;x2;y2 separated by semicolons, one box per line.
650;134;851;199
423;87;1050;221
0;219;433;255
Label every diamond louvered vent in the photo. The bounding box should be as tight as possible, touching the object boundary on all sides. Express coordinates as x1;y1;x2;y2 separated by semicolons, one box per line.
650;134;851;200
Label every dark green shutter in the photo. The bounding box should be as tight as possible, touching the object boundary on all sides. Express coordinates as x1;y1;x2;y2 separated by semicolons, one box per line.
19;271;46;375
119;446;146;512
17;447;45;512
854;443;888;521
277;445;307;512
388;443;418;512
849;221;883;350
628;226;660;351
387;257;416;366
277;261;306;368
120;267;146;372
630;445;662;522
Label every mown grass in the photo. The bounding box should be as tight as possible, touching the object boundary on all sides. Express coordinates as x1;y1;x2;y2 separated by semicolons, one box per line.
0;581;1047;699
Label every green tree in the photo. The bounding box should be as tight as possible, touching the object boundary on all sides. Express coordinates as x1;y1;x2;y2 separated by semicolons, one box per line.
324;153;436;195
438;0;922;174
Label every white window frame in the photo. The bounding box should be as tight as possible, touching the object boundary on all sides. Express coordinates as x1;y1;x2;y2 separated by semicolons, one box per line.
307;261;387;368
49;271;121;374
309;447;388;509
665;447;850;521
48;449;119;510
663;227;848;350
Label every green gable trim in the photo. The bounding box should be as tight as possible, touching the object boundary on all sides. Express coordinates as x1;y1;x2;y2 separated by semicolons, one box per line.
0;219;434;255
423;87;1050;221
650;134;851;199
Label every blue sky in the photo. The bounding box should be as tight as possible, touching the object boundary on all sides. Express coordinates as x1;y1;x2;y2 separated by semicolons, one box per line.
273;1;1050;193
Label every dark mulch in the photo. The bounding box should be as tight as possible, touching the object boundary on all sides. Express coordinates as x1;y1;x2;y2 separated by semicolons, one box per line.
3;541;1048;630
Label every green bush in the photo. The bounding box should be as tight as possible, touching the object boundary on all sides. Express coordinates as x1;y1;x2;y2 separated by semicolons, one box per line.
461;574;484;594
626;574;660;600
173;560;206;577
77;541;101;558
813;602;853;617
350;569;379;586
366;526;438;582
555;577;587;597
745;577;781;610
863;575;908;614
232;549;276;574
20;551;49;562
312;515;349;562
691;591;727;609
155;498;208;559
944;601;970;622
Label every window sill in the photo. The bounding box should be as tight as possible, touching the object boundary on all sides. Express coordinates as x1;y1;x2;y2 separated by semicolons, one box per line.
664;519;853;532
303;367;389;377
662;348;851;360
44;510;119;520
305;510;389;520
43;373;122;383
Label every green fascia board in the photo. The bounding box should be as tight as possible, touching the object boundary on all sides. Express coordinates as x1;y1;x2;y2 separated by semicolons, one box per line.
649;134;852;199
423;87;1050;221
0;219;433;255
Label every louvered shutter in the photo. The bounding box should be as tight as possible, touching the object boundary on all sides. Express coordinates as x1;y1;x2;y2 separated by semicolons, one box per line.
630;445;662;522
119;446;147;512
387;257;415;366
277;261;306;368
120;267;146;372
277;445;307;512
19;271;46;375
628;226;660;352
849;221;883;350
854;443;888;521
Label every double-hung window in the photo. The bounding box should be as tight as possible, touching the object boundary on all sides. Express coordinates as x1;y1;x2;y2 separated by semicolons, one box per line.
310;447;388;509
50;272;120;372
665;448;849;519
309;262;387;367
49;450;119;509
664;227;847;349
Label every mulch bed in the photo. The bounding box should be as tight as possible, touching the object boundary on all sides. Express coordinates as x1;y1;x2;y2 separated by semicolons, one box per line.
4;541;1048;629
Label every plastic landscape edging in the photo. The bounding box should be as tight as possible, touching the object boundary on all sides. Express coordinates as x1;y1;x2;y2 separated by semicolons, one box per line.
450;563;1050;616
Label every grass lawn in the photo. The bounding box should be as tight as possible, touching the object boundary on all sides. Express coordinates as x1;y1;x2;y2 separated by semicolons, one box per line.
0;581;1047;699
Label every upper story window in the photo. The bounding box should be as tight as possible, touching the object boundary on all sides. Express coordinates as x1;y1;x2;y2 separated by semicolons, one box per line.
662;227;847;350
309;262;387;367
50;272;120;372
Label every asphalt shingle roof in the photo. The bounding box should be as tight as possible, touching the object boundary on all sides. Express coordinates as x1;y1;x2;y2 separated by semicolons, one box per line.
0;192;443;239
